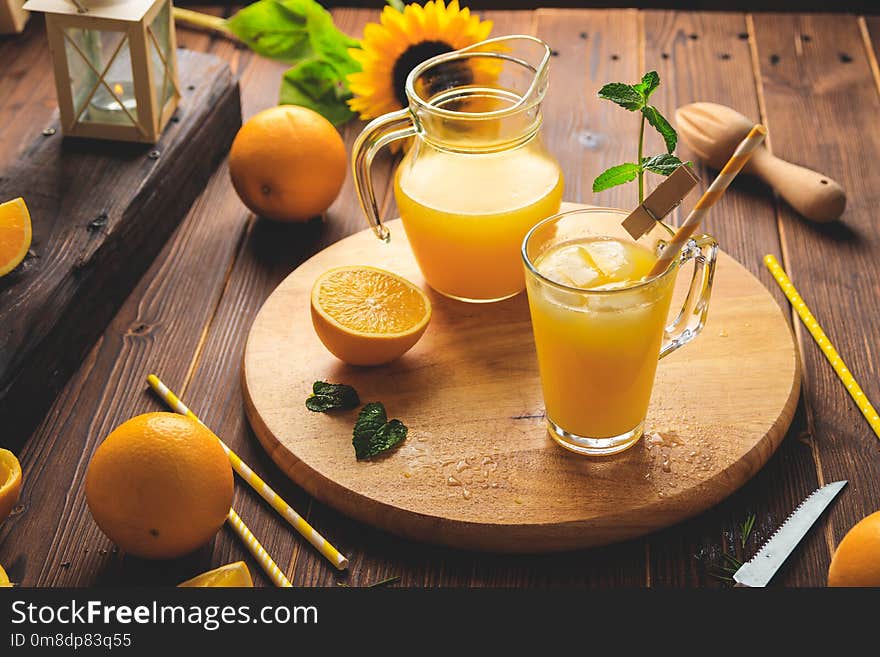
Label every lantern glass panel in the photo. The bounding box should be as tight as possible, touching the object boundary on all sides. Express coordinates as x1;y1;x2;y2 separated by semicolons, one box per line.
148;1;174;109
63;27;137;127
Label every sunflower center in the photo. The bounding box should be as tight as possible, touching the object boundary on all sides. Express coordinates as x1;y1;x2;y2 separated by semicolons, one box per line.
392;40;469;108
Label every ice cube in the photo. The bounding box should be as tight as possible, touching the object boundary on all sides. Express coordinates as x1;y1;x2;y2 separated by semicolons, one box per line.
535;244;600;288
583;239;629;278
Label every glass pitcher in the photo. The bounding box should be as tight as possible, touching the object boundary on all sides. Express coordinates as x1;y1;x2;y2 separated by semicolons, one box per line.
352;35;564;303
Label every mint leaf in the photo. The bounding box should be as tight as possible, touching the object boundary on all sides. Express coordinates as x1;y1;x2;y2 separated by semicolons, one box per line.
352;402;408;460
633;71;660;100
592;162;641;193
643;105;677;153
597;83;644;111
641;154;688;176
306;381;361;412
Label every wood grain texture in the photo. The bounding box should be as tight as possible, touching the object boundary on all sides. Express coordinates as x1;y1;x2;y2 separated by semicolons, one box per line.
242;209;800;551
751;13;880;581
0;19;55;169
0;50;241;446
641;10;822;587
0;36;259;586
2;6;878;588
169;7;400;586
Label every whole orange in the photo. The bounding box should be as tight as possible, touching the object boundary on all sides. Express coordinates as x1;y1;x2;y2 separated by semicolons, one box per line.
85;412;233;560
828;510;880;586
229;105;347;222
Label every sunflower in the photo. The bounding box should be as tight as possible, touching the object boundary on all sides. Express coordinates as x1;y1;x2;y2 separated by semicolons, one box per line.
347;0;493;120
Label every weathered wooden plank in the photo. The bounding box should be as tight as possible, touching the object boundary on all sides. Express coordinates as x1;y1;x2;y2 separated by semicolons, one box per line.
0;50;242;449
751;12;880;585
641;10;820;587
0;36;256;586
537;8;641;209
0;21;56;171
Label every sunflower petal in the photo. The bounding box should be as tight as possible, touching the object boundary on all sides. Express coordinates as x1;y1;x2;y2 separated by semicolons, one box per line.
349;0;494;122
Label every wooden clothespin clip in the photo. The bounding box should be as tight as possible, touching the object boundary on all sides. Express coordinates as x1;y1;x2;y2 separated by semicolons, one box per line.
621;165;700;239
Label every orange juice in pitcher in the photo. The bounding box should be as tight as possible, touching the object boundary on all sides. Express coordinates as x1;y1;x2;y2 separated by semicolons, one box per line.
353;36;563;303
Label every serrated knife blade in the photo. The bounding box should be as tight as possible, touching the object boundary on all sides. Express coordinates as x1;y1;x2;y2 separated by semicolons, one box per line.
733;480;848;587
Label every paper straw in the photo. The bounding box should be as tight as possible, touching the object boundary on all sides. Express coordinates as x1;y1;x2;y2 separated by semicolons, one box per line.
226;508;292;588
647;124;767;277
147;375;349;571
764;255;880;441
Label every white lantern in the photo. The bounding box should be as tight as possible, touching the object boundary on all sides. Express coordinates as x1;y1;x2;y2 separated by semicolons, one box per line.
23;0;179;142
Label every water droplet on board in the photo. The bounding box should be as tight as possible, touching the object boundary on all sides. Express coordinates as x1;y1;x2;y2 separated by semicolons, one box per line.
447;475;461;487
456;459;470;472
462;489;472;500
718;329;729;337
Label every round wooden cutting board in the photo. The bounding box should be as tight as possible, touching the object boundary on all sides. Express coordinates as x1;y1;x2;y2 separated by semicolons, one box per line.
242;205;800;552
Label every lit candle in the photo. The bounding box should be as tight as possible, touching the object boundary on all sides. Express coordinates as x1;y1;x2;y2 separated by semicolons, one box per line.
87;81;137;123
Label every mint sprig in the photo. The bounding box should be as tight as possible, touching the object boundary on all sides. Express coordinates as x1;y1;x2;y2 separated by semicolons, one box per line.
593;71;684;202
352;402;408;460
306;381;360;412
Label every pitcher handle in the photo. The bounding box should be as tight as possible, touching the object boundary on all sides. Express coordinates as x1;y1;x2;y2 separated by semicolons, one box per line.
659;234;718;359
351;108;417;242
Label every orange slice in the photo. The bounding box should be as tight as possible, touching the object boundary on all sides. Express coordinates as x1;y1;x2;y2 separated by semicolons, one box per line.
178;561;253;587
0;197;32;277
311;266;432;366
0;449;22;525
0;564;11;587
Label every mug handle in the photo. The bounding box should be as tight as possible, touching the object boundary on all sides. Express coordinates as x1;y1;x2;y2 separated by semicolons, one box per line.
351;108;418;242
659;234;719;359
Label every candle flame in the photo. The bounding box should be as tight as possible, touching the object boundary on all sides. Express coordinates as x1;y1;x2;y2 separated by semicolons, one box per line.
113;83;124;95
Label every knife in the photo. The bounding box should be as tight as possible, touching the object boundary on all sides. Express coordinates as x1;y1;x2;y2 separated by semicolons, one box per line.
733;480;848;587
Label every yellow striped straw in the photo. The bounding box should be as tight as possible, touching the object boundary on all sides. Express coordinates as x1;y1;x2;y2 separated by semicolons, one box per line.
226;508;292;587
147;374;349;571
763;255;880;440
647;124;767;277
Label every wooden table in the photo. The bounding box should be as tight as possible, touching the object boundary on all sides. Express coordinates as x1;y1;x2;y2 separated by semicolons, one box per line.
2;6;879;588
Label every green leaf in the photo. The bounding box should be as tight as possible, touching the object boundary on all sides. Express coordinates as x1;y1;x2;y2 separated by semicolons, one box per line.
305;381;360;412
352;402;408;460
633;71;660;100
597;82;644;111
281;59;357;125
228;0;358;63
643;105;677;153
592;162;642;193
641;153;688;176
385;0;405;11
228;0;362;126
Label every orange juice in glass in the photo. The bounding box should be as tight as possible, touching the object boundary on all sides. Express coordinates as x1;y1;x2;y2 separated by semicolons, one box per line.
523;208;718;456
353;36;563;303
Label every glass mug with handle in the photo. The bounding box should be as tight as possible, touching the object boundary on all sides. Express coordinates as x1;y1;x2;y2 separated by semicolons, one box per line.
352;35;564;303
522;207;718;456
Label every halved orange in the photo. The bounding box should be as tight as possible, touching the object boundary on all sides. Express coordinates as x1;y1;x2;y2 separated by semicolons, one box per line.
0;449;22;525
0;197;32;277
311;266;432;366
